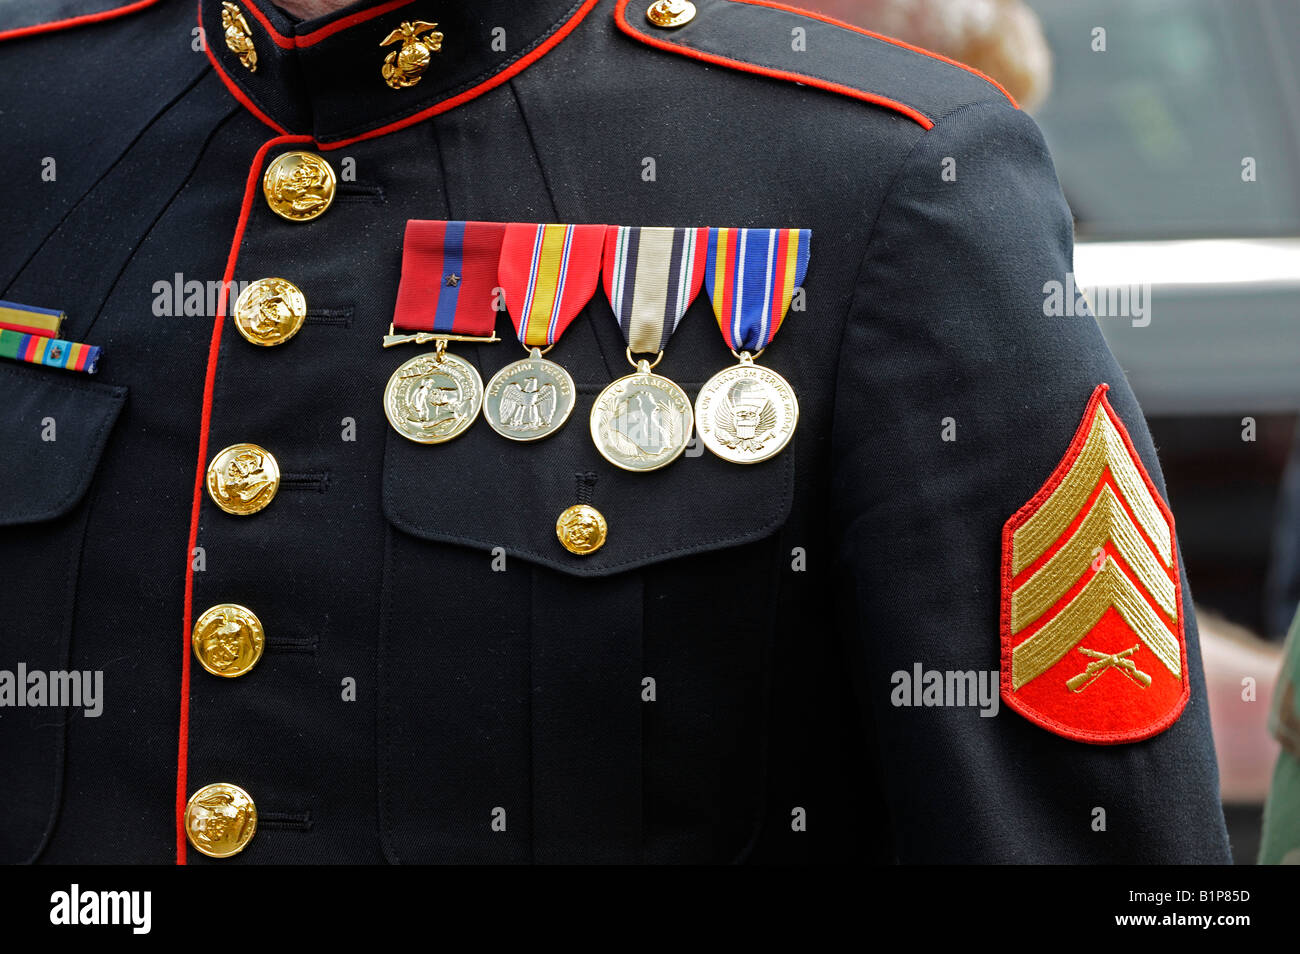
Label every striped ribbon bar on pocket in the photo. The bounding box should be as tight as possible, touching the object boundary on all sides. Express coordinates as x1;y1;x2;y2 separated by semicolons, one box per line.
0;329;101;373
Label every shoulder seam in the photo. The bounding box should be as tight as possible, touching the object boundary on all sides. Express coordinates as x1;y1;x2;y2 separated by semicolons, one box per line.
728;0;1017;108
614;0;1017;131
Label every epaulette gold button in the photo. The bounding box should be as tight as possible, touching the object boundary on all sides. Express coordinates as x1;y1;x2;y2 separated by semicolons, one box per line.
646;0;696;28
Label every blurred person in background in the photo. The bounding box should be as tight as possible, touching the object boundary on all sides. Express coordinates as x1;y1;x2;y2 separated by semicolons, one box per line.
810;0;1052;109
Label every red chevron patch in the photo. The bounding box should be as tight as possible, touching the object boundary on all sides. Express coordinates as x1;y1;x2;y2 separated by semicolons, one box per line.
1000;384;1189;743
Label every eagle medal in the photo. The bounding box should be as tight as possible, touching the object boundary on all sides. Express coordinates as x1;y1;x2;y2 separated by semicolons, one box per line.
484;347;576;441
695;351;798;464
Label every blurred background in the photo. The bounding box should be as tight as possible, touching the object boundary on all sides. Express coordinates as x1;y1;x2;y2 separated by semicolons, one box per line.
808;0;1300;863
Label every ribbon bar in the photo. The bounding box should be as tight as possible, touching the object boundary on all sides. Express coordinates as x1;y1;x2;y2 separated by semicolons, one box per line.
602;226;708;354
0;329;101;373
392;220;506;337
705;228;810;353
0;300;65;338
498;223;605;348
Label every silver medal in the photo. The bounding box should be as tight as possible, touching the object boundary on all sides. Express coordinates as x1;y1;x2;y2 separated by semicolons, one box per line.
483;347;576;441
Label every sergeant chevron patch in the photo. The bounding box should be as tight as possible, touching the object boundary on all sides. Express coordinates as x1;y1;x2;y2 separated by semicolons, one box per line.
1000;384;1189;743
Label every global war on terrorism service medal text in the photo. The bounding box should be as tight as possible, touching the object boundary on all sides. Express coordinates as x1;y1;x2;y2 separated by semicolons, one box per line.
695;352;799;464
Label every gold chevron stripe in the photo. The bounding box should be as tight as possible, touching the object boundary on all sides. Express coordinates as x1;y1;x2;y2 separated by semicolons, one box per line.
1011;484;1176;633
1011;557;1181;690
1012;410;1171;575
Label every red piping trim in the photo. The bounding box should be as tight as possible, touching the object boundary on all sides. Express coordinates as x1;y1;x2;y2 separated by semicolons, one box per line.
236;0;294;49
200;1;290;136
295;0;414;47
724;0;1018;109
205;0;597;148
237;0;415;50
316;0;600;150
0;0;162;43
613;0;934;129
175;132;314;865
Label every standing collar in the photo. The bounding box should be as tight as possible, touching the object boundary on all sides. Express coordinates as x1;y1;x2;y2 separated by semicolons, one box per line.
201;0;598;148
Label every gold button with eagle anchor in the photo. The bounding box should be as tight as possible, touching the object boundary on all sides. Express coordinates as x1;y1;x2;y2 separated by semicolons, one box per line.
206;442;280;515
262;151;336;222
556;504;607;556
185;782;257;858
233;277;306;346
192;603;265;678
646;0;696;28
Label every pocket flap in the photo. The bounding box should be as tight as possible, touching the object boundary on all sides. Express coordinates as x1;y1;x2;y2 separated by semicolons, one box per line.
382;390;794;577
0;362;126;526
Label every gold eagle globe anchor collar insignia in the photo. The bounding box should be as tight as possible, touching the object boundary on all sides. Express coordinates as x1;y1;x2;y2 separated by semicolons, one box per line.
698;227;810;464
486;223;606;442
383;221;506;443
221;2;257;72
593;226;710;472
646;0;696;28
381;20;444;89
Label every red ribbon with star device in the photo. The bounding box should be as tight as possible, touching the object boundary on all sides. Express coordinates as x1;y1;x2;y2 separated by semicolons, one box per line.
383;220;507;445
387;219;505;344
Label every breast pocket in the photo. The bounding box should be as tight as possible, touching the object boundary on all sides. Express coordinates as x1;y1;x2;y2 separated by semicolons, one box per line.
0;362;126;863
378;385;794;864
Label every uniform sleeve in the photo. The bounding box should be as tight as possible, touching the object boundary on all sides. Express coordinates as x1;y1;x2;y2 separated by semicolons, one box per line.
831;100;1232;863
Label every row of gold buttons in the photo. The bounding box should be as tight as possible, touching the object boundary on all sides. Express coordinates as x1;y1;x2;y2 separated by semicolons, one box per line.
185;150;339;858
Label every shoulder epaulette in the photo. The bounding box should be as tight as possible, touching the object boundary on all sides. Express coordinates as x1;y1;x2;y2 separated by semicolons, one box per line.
615;0;1017;130
0;0;164;43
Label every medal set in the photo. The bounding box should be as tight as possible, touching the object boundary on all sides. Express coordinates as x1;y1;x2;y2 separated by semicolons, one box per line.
383;220;810;470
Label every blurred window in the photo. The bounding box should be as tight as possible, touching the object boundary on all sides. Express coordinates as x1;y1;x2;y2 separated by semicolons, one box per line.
1026;0;1300;239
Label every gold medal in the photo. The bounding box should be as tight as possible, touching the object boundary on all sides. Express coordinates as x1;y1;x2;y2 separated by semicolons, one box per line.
484;347;576;441
383;340;484;444
591;349;693;472
695;350;798;464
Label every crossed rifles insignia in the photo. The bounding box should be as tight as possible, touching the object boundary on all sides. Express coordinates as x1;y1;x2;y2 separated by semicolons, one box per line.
1066;645;1152;693
999;385;1189;744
